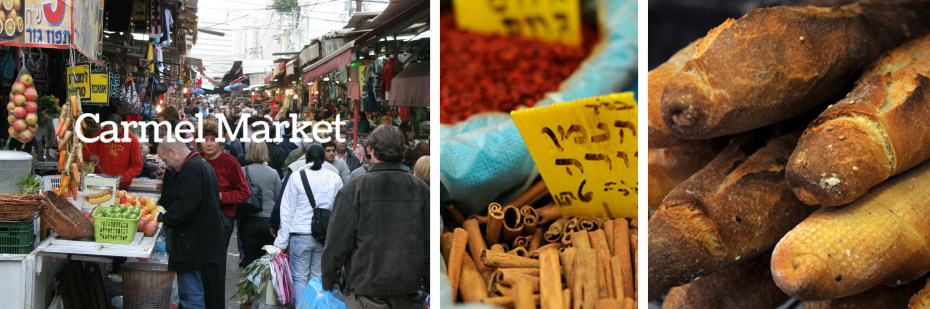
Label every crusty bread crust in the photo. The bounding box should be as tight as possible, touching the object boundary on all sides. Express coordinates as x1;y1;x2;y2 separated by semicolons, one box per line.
772;161;930;300
663;252;788;309
659;2;930;140
648;39;701;148
787;35;930;206
649;129;811;292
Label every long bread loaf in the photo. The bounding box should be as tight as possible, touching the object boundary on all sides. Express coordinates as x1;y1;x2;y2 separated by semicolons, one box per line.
663;252;788;309
772;161;930;300
648;40;698;148
910;279;930;308
647;140;724;218
660;1;930;140
648;129;812;293
787;35;930;206
801;276;926;309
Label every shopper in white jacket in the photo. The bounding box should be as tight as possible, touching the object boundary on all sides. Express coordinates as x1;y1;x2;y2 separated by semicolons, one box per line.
273;144;343;297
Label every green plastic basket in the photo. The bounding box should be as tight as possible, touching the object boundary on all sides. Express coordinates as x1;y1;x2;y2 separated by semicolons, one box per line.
0;219;34;254
92;207;140;244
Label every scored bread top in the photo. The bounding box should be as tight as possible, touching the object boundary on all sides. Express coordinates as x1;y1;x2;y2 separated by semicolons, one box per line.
661;5;878;139
787;35;930;206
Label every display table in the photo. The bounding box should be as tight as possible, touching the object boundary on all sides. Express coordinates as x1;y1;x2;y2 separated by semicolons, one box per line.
33;224;163;260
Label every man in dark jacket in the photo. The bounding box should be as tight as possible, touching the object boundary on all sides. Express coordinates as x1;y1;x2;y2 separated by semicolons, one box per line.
321;125;429;308
156;141;226;309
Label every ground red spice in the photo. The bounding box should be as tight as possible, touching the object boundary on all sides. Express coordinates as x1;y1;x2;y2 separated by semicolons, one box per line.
440;13;599;124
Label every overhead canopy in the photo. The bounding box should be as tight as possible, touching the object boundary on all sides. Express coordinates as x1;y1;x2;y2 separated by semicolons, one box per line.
303;41;354;82
390;61;429;107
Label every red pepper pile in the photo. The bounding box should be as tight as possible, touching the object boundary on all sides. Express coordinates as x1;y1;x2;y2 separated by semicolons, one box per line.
440;13;599;124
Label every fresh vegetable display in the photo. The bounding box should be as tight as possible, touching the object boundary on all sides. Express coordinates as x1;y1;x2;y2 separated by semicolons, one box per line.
53;90;84;199
6;73;39;143
16;173;39;194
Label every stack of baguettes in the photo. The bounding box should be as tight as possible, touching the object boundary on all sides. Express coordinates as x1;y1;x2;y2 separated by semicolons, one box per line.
648;0;930;307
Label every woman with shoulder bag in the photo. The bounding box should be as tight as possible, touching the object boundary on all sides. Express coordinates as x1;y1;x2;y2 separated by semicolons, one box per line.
273;144;343;297
238;142;281;267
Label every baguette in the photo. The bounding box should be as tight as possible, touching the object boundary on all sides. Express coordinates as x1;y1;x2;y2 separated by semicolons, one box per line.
910;279;930;309
660;1;930;140
662;252;788;309
648;129;812;293
771;161;930;300
648;40;699;148
801;276;926;309
647;140;724;217
787;35;930;206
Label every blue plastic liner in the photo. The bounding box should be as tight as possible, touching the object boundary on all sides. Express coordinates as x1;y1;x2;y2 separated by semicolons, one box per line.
440;0;639;216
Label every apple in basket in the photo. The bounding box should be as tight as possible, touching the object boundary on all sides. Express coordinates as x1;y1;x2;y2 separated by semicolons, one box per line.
23;87;36;101
10;82;23;94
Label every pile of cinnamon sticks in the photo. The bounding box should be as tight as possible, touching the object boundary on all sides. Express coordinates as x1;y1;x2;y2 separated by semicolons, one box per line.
441;202;638;308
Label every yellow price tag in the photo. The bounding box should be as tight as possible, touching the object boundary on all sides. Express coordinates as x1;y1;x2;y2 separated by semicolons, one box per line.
512;93;638;218
451;0;582;47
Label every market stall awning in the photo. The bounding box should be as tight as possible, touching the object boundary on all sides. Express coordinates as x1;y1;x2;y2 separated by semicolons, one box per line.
390;61;429;107
303;41;355;82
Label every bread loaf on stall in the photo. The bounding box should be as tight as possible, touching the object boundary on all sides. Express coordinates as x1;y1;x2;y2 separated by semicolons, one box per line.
648;128;812;295
647;140;724;217
663;252;788;309
787;35;930;206
801;276;926;309
648;40;698;148
660;1;930;140
772;161;930;300
909;279;930;309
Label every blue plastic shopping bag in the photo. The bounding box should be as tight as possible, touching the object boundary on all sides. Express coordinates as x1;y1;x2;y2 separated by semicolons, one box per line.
295;278;346;309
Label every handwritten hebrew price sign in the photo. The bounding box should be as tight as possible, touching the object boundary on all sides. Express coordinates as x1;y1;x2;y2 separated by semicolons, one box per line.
512;92;638;218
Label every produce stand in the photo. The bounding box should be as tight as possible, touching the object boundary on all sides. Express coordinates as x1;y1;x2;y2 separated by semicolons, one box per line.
34;223;163;260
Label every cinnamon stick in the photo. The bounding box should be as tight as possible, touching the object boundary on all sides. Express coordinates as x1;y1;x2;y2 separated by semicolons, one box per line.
486;202;505;245
449;228;469;302
579;217;600;231
481;295;540;308
597;249;613;299
468;214;489;226
507;246;529;257
562;289;571;309
512;235;532;249
514;280;536;309
561;231;574;247
441;232;489;302
604;220;615;254
536;203;561;225
501;204;525;244
521;205;539;235
596;299;624;308
529;226;545;251
498;268;540;277
610;256;626;301
445;203;466;228
530;243;562;259
563;217;580;235
624;297;635;309
506;179;549;208
540;249;564;309
492;270;541;289
612;219;634;299
573;248;599;309
462;218;490;275
560;247;577;291
573;230;592;249
491;244;506;252
545;218;568;243
482;249;541;268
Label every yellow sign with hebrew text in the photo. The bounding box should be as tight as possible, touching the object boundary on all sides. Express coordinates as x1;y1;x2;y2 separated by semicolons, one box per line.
512;92;638;218
451;0;582;47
